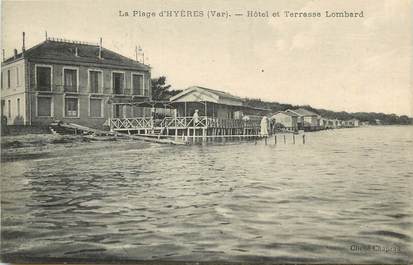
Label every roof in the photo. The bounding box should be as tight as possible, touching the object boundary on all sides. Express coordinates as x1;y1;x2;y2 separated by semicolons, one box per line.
286;108;319;117
3;39;149;70
170;86;243;106
271;111;298;118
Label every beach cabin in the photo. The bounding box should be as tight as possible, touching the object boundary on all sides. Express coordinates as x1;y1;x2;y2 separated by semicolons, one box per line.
170;86;244;119
270;111;298;132
285;108;320;131
350;119;359;127
319;117;328;128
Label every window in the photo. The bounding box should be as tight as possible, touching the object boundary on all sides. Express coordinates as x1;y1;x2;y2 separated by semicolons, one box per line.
64;97;79;117
114;105;123;118
132;73;143;95
36;66;52;91
16;67;20;86
7;70;11;88
63;68;78;92
37;97;52;117
144;78;150;96
1;100;4;117
89;98;103;118
89;70;102;93
112;72;124;94
7;100;11;118
17;98;20;116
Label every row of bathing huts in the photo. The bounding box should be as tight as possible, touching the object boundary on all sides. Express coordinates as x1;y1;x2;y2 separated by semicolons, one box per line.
109;86;360;142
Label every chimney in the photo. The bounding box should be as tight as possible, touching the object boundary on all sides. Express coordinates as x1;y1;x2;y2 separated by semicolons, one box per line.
14;49;18;59
98;37;102;59
22;32;26;53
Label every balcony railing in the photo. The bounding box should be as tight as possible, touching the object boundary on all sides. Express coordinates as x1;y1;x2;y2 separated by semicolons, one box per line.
132;89;150;96
64;85;78;93
32;85;150;96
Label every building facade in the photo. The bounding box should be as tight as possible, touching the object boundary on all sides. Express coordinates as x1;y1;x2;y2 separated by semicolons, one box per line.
1;36;151;129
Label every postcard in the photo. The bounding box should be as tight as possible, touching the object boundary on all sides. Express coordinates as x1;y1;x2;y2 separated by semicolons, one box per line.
1;0;412;264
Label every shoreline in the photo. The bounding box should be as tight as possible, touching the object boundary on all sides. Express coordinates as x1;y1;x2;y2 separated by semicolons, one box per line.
0;134;153;163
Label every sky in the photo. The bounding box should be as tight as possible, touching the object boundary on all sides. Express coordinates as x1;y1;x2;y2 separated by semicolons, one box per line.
1;0;412;116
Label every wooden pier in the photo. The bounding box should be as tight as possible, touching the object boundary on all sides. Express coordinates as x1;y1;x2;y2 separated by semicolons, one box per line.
110;116;263;142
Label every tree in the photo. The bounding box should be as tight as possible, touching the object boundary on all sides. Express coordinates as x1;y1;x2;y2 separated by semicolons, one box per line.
151;76;182;100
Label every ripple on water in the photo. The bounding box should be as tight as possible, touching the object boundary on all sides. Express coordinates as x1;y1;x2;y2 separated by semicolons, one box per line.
1;126;412;263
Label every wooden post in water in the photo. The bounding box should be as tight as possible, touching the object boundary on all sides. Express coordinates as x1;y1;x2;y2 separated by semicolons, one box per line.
274;135;277;144
303;134;306;144
284;135;286;144
293;134;295;144
193;128;196;142
202;128;206;142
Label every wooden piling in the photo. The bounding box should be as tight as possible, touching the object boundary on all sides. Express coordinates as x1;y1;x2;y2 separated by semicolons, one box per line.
193;128;196;142
284;135;286;144
274;135;277;144
303;134;305;144
293;134;295;144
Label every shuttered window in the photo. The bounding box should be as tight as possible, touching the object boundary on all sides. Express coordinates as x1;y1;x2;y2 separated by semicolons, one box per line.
37;97;52;117
112;72;124;94
89;70;102;93
36;66;51;91
65;97;78;117
64;68;78;92
90;98;103;117
132;74;143;95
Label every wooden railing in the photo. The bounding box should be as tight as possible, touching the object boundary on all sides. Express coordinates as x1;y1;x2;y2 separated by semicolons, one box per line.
110;117;153;130
111;116;262;131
